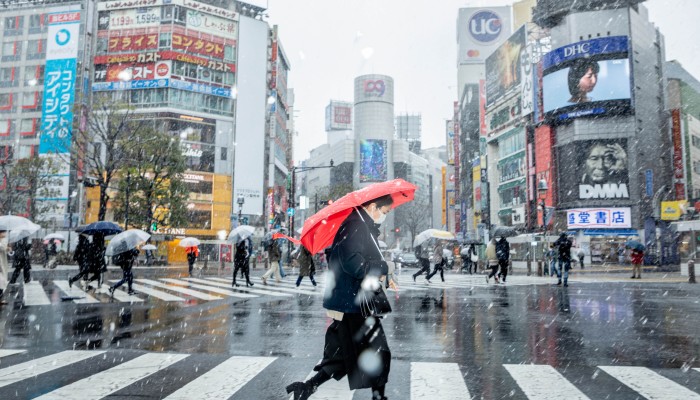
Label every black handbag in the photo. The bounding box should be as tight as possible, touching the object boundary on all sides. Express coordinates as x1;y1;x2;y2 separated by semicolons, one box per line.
355;208;393;318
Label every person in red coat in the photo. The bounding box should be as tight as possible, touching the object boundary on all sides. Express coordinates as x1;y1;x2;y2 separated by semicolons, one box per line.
630;249;644;279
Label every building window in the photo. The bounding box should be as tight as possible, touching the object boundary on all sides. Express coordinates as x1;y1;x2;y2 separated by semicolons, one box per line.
17;144;34;159
22;92;40;110
26;39;45;60
29;14;45;32
694;161;700;175
0;67;15;87
184;209;211;229
221;146;227;161
1;41;19;61
20;119;36;137
161;5;174;21
224;45;236;62
24;65;44;86
692;135;700;150
0;145;12;162
0;93;13;110
3;16;24;35
96;37;108;53
0;119;10;137
159;33;171;48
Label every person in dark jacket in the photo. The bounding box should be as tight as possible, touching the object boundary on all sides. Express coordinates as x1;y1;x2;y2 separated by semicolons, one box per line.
68;235;97;288
9;237;32;284
495;237;510;283
108;245;139;295
286;195;395;400
186;246;199;276
412;243;431;282
554;233;573;287
295;246;317;287
88;234;107;288
232;240;254;287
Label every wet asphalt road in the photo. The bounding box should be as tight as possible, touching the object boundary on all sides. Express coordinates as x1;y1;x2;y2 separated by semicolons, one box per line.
0;265;698;399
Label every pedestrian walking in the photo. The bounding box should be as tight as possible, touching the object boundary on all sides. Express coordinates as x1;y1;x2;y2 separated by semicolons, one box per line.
461;243;478;274
261;238;282;284
296;246;317;287
9;237;32;284
108;245;139;295
630;248;644;279
45;239;58;269
426;241;445;283
554;233;573;287
546;244;559;277
88;234;107;288
577;247;585;269
495;237;510;283
412;243;431;282
232;240;254;287
485;239;499;283
286;195;395;400
0;230;9;300
186;246;199;276
68;235;96;288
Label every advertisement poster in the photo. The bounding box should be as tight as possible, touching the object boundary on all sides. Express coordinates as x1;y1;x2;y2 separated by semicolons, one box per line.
359;139;387;182
457;7;512;65
558;139;629;202
485;25;526;107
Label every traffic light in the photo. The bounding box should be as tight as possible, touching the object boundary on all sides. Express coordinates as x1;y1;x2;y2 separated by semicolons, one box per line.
395;227;400;233
150;222;157;232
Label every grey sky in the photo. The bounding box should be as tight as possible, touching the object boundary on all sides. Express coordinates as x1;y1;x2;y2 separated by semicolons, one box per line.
265;0;699;164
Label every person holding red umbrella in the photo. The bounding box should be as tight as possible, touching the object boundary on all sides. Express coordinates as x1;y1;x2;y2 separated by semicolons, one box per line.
287;179;415;400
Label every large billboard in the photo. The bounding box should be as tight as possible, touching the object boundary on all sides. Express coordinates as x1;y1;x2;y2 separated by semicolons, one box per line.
485;25;527;107
355;76;394;104
558;139;629;203
542;36;632;121
457;7;512;65
359;139;387;183
325;101;352;131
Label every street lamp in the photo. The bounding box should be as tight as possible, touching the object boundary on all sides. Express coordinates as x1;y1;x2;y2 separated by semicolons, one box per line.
537;178;549;277
288;159;335;254
237;195;245;226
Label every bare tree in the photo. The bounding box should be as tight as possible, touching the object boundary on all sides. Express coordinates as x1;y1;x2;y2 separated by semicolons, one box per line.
0;155;61;221
397;194;431;248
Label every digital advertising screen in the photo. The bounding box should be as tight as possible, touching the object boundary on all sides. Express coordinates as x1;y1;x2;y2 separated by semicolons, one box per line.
359;139;387;183
542;36;632;121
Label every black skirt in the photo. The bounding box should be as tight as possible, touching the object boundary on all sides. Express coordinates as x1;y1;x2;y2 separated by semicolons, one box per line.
314;312;391;390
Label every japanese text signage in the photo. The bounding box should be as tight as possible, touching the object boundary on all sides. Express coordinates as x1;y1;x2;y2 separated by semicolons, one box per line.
108;34;158;52
186;10;236;37
92;78;231;98
104;7;160;30
94;51;235;73
172;33;224;59
567;208;631;229
94;61;171;82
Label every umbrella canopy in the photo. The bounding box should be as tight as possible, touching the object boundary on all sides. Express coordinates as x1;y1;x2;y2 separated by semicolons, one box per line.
462;238;483;245
413;229;456;247
0;215;35;231
8;222;41;243
625;240;645;251
142;244;157;251
43;233;65;241
491;226;518;238
273;232;301;245
178;237;201;247
81;221;123;236
227;225;256;243
301;179;417;254
105;229;150;256
378;240;388;249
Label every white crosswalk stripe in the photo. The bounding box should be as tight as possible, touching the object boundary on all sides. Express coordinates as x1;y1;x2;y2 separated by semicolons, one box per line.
185;277;293;297
599;366;700;400
133;279;223;301
411;362;470;399
292;361;354;400
165;356;275;400
97;284;144;303
0;350;105;389
215;277;321;296
35;353;189;400
127;283;186;302
0;350;25;359
504;364;590;399
22;281;51;306
159;278;258;299
53;280;100;304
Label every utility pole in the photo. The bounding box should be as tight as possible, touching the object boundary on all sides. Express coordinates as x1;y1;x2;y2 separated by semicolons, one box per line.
124;171;130;229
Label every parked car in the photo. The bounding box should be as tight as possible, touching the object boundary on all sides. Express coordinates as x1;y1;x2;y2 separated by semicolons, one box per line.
397;252;420;267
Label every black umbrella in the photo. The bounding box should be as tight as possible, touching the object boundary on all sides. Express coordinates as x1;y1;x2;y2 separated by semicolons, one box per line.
81;221;123;236
491;226;517;238
462;238;483;245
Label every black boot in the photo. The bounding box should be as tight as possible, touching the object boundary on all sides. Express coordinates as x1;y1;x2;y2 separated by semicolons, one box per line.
285;381;316;400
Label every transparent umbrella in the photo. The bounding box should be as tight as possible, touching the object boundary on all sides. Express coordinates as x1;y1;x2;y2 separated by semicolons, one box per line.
227;225;255;243
105;229;150;256
43;233;65;241
8;222;41;243
178;237;201;247
0;215;35;231
142;244;157;251
413;229;456;247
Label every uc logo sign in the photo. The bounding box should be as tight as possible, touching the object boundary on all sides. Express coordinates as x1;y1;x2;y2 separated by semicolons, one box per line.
364;80;386;96
468;10;502;44
55;29;71;46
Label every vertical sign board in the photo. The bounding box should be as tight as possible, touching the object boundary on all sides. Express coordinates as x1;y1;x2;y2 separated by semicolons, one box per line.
671;109;685;200
38;7;81;220
442;167;447;227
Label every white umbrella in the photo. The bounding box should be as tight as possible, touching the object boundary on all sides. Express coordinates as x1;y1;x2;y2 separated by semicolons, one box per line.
227;225;255;243
8;222;41;243
43;233;65;241
142;244;157;251
413;229;456;247
105;229;150;256
378;240;388;249
0;215;35;231
178;237;201;247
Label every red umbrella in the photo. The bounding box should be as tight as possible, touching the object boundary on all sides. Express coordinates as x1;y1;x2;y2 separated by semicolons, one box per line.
272;232;301;245
300;179;417;254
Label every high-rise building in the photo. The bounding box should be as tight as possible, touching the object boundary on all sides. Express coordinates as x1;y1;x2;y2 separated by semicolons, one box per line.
395;114;421;154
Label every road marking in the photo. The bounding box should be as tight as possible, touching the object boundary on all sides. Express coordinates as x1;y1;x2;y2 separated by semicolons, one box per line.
0;349;26;359
0;351;105;388
212;277;320;296
504;364;590;399
410;362;470;399
121;283;185;302
35;353;189;400
22;281;51;305
134;279;223;301
292;361;353;400
160;278;258;298
97;284;143;303
184;277;292;297
599;366;700;400
53;280;99;304
165;356;275;399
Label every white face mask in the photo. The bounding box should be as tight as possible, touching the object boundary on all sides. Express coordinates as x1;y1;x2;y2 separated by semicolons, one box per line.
374;211;387;225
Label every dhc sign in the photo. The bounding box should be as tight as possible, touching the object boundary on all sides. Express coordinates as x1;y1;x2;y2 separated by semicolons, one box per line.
579;183;629;199
468;10;503;44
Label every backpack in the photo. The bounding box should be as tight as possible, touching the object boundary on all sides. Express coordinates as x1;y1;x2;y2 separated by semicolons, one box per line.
112;252;125;266
495;240;509;261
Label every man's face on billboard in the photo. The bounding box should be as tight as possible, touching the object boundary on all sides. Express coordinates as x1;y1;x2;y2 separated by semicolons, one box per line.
585;144;611;183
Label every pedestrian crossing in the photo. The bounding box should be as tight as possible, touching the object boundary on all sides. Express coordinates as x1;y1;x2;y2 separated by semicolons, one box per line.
0;348;698;399
10;271;664;307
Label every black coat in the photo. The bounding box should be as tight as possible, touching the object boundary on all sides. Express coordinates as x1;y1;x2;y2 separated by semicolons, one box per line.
323;207;388;314
554;236;573;261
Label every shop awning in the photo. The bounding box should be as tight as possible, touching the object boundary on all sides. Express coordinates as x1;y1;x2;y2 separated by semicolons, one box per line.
576;229;639;236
